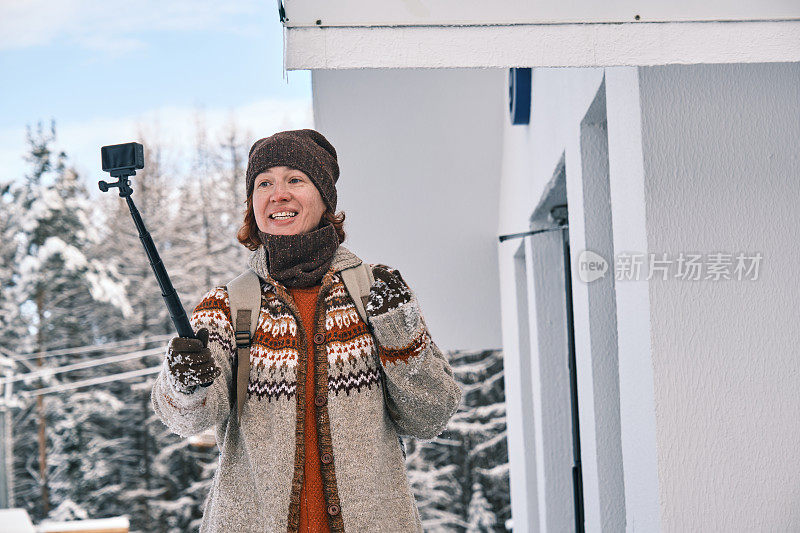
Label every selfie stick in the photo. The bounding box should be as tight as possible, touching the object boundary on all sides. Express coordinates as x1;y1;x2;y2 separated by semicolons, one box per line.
99;142;212;387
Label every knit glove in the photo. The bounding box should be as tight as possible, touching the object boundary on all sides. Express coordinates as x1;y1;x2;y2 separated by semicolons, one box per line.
365;264;413;319
165;328;221;394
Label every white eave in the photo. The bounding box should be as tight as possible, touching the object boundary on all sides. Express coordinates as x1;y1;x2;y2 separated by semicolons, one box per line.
285;20;800;69
281;0;800;69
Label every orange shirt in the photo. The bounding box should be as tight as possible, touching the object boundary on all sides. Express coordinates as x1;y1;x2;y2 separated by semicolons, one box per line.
287;284;331;533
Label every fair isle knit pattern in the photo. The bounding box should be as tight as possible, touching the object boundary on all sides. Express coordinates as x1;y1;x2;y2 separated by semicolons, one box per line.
244;273;383;404
151;245;462;533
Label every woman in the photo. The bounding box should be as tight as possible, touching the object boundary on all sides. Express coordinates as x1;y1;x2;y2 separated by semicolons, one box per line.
151;128;462;533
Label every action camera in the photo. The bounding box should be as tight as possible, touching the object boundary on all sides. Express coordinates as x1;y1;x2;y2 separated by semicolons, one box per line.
101;142;144;177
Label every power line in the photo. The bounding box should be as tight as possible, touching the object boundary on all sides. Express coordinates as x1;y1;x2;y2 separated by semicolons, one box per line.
0;348;37;374
0;347;163;386
10;334;172;362
19;366;163;398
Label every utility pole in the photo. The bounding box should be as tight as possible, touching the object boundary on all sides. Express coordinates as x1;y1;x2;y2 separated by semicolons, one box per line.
36;290;49;516
5;369;14;509
0;367;10;508
0;354;20;509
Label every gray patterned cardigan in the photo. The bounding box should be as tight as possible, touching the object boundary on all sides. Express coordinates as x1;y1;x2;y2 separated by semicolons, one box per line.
151;245;462;532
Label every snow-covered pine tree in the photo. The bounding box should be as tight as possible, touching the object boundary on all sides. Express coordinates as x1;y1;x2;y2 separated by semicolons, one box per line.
147;415;211;533
404;348;511;532
404;435;463;531
14;121;84;519
45;389;127;520
451;348;511;531
0;179;29;353
13;120;131;521
0;179;27;512
467;481;497;532
18;121;131;352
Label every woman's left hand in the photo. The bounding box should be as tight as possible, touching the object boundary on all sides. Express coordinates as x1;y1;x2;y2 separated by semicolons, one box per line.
366;264;413;318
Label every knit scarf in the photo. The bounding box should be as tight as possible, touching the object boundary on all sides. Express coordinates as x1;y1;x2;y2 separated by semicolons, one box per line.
249;220;339;288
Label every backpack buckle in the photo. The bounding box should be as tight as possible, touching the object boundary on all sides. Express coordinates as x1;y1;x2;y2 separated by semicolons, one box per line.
235;330;251;349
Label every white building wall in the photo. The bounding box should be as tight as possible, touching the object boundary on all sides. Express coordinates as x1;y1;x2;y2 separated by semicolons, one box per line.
639;62;800;532
309;68;505;352
500;61;800;532
522;228;574;531
499;67;623;533
605;67;661;532
499;67;664;532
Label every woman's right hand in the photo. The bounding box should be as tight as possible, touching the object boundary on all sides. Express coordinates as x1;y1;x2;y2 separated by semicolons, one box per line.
165;328;221;394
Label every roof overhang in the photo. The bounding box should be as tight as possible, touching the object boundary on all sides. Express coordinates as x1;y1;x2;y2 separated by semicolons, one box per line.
280;1;800;69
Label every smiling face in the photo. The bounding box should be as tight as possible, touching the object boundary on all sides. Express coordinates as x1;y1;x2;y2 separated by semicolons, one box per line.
252;166;327;236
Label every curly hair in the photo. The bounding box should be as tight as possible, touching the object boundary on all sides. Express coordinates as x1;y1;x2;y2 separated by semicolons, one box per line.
236;192;346;251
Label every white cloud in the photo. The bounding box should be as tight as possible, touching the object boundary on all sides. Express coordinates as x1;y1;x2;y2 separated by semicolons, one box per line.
0;97;314;193
0;0;82;49
0;0;266;52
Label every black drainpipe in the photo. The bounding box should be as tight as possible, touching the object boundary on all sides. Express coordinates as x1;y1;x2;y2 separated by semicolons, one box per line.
560;221;585;533
499;204;585;532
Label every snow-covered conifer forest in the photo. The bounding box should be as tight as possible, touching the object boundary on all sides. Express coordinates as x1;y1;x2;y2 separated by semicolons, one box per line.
0;119;510;532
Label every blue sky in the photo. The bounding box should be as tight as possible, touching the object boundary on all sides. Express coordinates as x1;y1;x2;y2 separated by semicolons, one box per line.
0;1;313;190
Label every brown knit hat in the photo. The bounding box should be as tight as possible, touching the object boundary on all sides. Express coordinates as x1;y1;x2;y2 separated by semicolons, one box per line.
245;129;339;212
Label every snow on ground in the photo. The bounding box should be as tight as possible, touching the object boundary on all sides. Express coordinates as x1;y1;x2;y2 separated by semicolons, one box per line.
37;515;130;532
0;508;36;533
